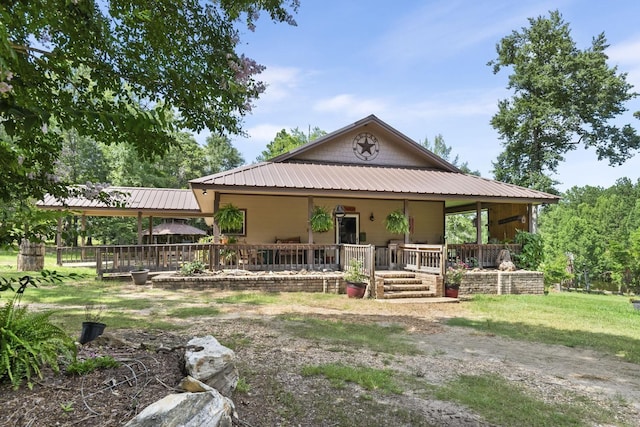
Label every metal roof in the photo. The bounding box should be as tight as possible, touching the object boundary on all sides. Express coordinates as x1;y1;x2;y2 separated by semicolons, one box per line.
38;187;203;217
190;162;559;203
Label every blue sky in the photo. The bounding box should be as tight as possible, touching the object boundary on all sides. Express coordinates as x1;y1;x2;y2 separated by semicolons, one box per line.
212;0;640;192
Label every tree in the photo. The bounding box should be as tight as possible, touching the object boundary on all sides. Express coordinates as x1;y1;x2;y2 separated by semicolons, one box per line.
256;126;326;162
489;10;640;193
0;0;298;206
420;134;480;175
203;134;245;175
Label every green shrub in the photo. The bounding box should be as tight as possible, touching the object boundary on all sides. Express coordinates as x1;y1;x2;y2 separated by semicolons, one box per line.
180;260;206;276
0;280;75;389
514;230;544;270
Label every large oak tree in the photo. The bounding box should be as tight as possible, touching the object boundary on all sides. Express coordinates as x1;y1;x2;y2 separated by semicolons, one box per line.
489;10;640;193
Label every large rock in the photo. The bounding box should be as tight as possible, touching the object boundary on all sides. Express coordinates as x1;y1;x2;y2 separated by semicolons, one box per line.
185;336;239;396
125;390;234;427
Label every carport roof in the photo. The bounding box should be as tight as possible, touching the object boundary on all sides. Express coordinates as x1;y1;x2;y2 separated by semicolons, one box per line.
37;187;203;217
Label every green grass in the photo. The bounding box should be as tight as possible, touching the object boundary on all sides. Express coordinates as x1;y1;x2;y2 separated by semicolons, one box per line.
435;374;620;427
214;292;283;305
302;363;402;394
167;306;221;318
451;293;640;364
279;314;420;355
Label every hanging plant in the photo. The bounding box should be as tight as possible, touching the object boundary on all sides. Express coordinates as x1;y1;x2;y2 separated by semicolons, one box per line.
309;206;333;233
385;210;409;235
213;204;244;233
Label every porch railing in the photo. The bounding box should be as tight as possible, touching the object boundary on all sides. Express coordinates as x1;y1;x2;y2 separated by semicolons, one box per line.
341;244;376;284
89;243;340;278
446;243;522;268
399;244;445;275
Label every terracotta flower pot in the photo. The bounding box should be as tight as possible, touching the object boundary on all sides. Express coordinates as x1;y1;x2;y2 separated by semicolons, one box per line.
346;281;366;298
445;287;459;298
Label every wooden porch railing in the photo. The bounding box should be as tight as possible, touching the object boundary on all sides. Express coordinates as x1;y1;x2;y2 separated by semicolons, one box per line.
341;244;376;284
446;243;522;268
82;243;340;278
399;244;445;275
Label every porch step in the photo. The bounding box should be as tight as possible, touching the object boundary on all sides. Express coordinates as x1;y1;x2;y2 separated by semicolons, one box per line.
382;290;437;299
377;270;437;300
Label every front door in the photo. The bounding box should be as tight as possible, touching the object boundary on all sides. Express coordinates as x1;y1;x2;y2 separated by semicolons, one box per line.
336;214;359;244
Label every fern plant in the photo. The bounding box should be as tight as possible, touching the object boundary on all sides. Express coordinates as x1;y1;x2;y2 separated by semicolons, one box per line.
385;210;410;235
213;204;244;233
0;280;75;389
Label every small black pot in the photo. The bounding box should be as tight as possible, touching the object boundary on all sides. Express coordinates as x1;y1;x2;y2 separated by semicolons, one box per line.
79;321;106;344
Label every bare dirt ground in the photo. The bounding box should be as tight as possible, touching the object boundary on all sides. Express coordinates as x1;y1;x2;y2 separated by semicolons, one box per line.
1;299;639;426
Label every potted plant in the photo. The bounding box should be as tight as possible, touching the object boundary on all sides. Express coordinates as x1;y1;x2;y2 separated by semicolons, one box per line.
309;205;333;233
444;260;467;298
131;262;149;285
344;258;368;298
214;203;244;233
385;210;409;235
79;304;106;344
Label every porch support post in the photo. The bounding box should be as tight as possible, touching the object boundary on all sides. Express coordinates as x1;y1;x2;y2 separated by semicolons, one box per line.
80;214;86;261
308;196;314;244
137;212;143;245
307;196;314;268
56;213;62;266
476;202;483;267
213;191;221;243
403;199;409;244
528;203;535;233
148;216;153;244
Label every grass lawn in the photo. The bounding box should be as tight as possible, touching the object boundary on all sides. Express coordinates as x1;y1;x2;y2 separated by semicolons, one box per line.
450;292;640;364
1;255;638;426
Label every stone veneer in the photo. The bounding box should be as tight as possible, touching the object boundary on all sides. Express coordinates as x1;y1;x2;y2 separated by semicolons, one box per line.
152;273;346;294
459;270;544;296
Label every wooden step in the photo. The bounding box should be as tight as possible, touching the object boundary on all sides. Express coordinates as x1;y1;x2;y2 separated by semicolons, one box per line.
375;271;417;279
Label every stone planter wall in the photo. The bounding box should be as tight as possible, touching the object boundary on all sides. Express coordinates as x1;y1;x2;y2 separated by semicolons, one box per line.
152;273;346;294
459;270;544;296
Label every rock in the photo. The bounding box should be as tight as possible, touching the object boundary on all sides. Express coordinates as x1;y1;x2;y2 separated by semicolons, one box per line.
185;336;239;396
499;261;516;271
495;249;512;265
180;375;215;393
124;390;235;427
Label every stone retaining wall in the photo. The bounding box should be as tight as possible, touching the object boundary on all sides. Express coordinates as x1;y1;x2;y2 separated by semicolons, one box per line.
460;270;544;295
152;273;345;294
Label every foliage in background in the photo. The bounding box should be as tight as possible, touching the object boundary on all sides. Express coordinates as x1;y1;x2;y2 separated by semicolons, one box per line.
539;178;640;292
420;134;481;176
256;126;326;162
0;0;298;244
513;230;544;270
489;10;640;193
0;279;75;389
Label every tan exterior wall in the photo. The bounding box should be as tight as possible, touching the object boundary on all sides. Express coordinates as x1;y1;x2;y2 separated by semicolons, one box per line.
214;195;445;246
487;204;529;242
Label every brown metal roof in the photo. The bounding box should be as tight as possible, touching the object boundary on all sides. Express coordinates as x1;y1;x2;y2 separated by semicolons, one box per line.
37;187;203;217
190;162;559;203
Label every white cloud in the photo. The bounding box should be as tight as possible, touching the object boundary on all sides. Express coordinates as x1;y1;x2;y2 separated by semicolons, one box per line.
607;37;640;88
256;66;304;103
246;123;289;143
313;94;387;118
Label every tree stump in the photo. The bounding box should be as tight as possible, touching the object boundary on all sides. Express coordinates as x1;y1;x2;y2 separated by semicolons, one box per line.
17;239;45;272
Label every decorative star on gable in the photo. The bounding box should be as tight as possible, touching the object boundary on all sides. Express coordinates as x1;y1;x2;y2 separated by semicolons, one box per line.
352;132;380;161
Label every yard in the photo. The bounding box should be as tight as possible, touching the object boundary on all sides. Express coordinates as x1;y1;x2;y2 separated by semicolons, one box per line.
1;251;639;426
